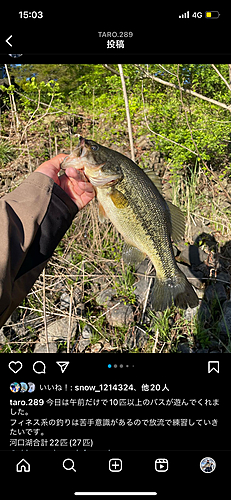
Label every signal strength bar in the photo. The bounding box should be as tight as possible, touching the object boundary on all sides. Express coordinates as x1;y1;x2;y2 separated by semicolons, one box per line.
179;11;190;18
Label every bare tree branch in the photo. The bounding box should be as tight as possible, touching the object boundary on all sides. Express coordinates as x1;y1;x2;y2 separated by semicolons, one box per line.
118;64;135;162
176;65;231;202
20;91;55;143
135;64;231;112
211;64;231;91
4;64;19;132
140;79;198;156
103;64;129;78
229;65;231;86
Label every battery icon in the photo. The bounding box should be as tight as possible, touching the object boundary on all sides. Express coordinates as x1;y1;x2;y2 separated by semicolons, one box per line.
205;11;220;18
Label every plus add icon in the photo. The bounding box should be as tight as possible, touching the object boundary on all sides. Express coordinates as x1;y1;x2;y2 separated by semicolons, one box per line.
109;458;122;472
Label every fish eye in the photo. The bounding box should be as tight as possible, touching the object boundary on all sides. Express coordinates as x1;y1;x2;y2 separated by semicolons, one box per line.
91;144;99;151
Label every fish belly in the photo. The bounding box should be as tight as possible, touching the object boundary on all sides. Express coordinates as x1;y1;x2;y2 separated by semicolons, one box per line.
96;188;199;311
96;187;174;279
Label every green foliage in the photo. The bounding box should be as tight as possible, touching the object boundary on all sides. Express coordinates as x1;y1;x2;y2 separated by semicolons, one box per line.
19;77;64;113
4;63;231;176
112;265;136;304
143;87;230;170
0;141;16;166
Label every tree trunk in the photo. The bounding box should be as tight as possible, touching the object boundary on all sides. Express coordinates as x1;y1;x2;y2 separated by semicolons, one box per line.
118;64;135;162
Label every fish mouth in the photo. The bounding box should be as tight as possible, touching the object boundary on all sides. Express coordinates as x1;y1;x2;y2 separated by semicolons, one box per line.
85;164;121;187
84;161;122;187
74;136;86;158
88;175;121;187
62;137;122;188
61;137;93;169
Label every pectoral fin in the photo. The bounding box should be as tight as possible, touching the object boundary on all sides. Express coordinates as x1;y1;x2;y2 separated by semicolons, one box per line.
109;189;128;208
122;242;146;265
98;201;107;223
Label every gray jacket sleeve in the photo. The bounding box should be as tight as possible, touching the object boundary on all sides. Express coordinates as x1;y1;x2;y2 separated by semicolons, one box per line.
0;171;78;327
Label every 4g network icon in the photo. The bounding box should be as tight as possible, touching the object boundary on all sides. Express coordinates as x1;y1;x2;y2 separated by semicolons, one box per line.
179;10;220;19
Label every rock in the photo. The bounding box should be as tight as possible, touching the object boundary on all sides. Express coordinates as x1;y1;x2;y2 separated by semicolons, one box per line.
184;304;200;322
209;339;222;352
106;301;135;327
178;245;208;268
2;311;41;342
190;223;211;241
39;317;78;343
60;292;71;309
218;301;231;336
177;263;204;290
0;328;7;345
76;303;85;316
193;232;217;251
135;258;153;276
204;283;227;303
74;286;82;303
101;342;118;352
95;288;117;306
133;278;152;304
78;325;92;352
172;245;178;257
216;271;230;286
196;262;211;278
124;325;149;349
196;288;206;300
82;325;92;339
51;280;66;293
177;342;194;353
78;338;91;352
77;325;92;352
197;301;211;322
91;342;103;353
34;342;57;353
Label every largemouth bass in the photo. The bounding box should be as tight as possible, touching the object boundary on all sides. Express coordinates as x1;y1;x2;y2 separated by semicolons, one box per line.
61;137;199;311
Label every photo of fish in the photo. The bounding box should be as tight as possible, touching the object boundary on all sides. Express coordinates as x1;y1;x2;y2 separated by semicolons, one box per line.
62;137;199;311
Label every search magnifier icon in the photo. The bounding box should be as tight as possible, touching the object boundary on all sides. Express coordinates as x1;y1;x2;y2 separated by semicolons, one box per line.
63;458;76;472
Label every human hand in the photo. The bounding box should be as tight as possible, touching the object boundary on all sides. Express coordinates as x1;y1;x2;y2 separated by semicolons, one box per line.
35;154;95;210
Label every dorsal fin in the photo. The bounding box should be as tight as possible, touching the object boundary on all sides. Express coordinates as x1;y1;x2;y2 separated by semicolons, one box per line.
144;169;163;194
166;201;185;242
144;169;185;242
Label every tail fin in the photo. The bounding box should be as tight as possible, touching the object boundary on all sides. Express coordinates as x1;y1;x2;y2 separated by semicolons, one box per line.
151;270;199;311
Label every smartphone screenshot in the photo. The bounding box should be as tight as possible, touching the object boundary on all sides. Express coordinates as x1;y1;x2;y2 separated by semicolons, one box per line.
0;7;230;498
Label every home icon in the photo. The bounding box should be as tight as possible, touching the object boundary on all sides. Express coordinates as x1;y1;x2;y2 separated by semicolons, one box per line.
16;459;30;472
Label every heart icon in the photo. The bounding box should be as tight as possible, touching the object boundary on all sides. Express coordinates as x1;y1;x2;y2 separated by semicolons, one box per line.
8;361;23;373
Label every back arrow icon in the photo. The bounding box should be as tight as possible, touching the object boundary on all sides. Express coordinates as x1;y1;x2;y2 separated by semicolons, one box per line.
6;35;12;47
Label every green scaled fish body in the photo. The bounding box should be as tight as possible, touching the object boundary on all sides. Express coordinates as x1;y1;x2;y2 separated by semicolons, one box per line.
61;137;199;311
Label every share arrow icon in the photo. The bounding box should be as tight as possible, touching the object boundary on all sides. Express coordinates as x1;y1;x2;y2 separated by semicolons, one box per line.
56;361;70;373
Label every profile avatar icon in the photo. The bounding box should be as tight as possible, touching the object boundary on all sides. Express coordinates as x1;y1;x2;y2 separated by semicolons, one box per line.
10;382;20;393
20;382;28;392
9;54;23;58
28;382;35;393
200;457;216;473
